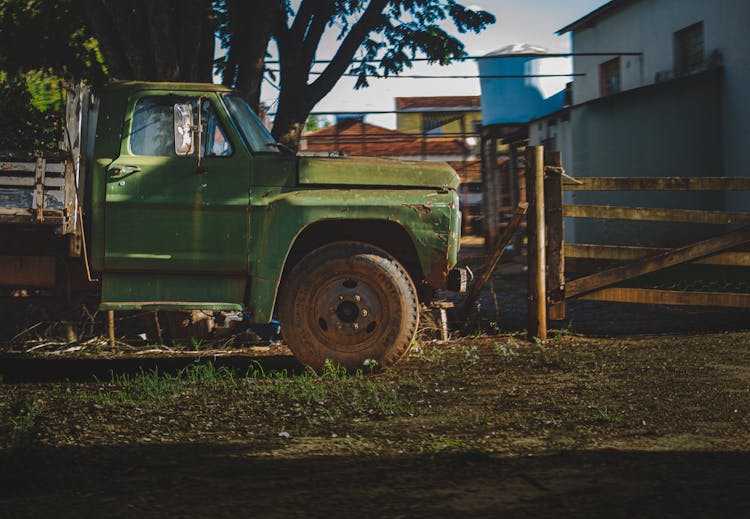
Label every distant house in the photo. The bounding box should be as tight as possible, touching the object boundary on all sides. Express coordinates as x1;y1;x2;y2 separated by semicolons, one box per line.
541;0;750;245
301;119;480;183
395;96;482;137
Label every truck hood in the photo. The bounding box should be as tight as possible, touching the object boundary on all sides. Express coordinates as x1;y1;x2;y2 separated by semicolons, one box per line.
297;156;460;190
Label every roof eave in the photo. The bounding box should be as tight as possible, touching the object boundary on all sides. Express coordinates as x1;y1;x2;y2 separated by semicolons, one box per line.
556;0;637;35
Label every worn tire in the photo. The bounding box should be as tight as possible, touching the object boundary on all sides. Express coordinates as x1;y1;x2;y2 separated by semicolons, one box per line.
278;241;419;372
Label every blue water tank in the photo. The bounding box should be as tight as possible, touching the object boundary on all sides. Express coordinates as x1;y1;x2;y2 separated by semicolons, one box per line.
478;44;571;125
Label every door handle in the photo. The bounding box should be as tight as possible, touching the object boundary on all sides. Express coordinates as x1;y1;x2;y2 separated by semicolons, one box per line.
110;165;142;176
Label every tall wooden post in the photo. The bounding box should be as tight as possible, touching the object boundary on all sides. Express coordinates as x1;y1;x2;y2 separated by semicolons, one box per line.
107;310;115;347
545;151;566;320
509;142;521;258
526;146;547;341
482;134;500;250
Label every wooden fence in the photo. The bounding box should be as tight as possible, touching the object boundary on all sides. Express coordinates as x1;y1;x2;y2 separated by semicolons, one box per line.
525;145;750;340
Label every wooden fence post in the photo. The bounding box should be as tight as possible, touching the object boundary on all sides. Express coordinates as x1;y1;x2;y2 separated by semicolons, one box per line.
107;310;115;347
482;134;500;251
526;146;547;341
545;151;566;320
509;142;523;259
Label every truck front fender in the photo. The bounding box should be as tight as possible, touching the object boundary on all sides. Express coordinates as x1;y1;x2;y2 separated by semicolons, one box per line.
246;187;459;323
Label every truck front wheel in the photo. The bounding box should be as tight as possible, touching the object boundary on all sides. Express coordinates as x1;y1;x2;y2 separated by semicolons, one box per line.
278;241;419;372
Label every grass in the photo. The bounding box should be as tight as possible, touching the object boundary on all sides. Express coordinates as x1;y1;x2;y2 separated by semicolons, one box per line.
242;359;415;419
91;361;237;404
1;395;44;449
550;321;576;342
190;338;203;351
592;405;623;425
493;339;520;358
409;339;446;363
1;327;748;497
2;329;750;518
76;359;417;421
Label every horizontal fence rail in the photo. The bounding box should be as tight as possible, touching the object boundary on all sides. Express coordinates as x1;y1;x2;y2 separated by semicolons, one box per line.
563;176;750;191
562;205;750;225
565;244;750;267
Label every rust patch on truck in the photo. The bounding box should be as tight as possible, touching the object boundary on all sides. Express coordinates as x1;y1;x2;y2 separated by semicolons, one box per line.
424;254;451;289
403;203;431;215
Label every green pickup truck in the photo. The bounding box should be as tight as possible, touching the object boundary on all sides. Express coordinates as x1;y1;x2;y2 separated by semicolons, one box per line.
0;81;466;370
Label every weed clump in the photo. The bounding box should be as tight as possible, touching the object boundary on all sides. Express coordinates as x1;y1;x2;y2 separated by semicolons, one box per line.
243;359;414;420
1;395;44;450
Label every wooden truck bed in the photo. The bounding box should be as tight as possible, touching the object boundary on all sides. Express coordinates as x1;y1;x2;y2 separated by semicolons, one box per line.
0;152;77;234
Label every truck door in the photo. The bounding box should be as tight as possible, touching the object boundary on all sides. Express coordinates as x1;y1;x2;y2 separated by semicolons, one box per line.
101;91;250;308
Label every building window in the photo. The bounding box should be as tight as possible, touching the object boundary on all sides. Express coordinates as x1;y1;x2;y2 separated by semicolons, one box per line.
599;57;621;97
674;22;704;75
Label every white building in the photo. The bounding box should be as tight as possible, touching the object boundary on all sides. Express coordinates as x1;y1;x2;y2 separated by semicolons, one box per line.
529;0;750;245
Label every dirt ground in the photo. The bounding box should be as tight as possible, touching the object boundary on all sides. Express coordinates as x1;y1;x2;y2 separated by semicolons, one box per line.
2;256;750;517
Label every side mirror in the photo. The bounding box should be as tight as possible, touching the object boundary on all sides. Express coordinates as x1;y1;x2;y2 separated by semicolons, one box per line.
173;103;194;155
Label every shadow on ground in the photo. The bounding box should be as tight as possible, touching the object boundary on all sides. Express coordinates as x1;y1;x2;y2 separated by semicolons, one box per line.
2;445;748;518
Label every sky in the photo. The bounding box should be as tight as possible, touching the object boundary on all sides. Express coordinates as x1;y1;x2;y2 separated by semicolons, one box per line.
259;0;610;128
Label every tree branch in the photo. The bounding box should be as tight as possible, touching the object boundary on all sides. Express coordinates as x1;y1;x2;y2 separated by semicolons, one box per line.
298;7;334;71
193;0;216;81
289;0;317;43
226;0;278;108
307;0;388;103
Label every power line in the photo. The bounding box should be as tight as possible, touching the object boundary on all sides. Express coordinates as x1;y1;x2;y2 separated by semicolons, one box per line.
264;51;642;65
262;75;280;91
269;110;481;116
267;70;584;79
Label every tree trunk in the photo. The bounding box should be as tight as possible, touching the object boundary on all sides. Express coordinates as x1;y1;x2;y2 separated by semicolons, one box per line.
269;0;389;150
271;102;309;150
83;0;215;82
270;43;314;150
224;0;278;111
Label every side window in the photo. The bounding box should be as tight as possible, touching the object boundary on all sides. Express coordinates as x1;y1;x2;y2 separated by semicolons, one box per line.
131;97;175;156
203;105;233;157
130;96;233;157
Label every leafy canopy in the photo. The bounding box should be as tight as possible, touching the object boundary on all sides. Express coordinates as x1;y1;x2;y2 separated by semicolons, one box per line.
334;0;496;88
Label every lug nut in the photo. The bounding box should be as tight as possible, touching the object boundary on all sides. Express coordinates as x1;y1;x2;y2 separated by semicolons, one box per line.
336;322;343;330
353;295;361;302
352;322;359;330
361;309;368;317
339;295;344;301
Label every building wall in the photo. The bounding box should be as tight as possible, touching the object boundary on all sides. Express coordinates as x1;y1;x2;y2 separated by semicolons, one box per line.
396;111;482;135
528;112;573;180
569;0;750;210
568;68;724;246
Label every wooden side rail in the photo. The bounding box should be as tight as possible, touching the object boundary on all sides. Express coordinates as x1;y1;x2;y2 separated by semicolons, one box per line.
563;177;750;191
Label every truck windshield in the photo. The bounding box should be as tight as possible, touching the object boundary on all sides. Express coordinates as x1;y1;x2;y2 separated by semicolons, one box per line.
223;95;279;153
